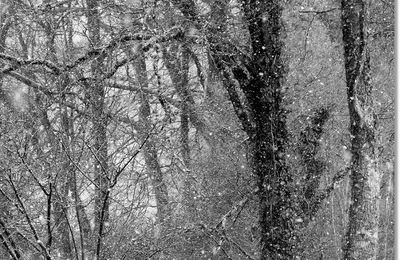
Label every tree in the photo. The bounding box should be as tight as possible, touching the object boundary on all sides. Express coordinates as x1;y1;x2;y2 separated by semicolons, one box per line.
341;0;380;259
134;48;171;258
85;0;111;257
170;0;294;258
0;0;393;259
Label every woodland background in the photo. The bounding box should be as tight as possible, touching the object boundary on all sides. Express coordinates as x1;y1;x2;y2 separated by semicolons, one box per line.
0;0;394;259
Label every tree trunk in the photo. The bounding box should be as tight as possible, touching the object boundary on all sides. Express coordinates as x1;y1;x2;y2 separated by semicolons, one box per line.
341;1;380;259
162;45;197;221
55;75;75;259
41;5;74;256
206;0;229;96
224;2;294;258
86;0;109;257
0;12;12;107
134;48;170;258
170;1;294;258
162;47;215;145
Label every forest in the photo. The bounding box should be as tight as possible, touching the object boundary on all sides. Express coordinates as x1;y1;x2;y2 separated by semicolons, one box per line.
0;0;394;259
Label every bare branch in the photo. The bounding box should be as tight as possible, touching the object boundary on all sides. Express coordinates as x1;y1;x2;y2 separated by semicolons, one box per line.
110;133;150;188
0;218;22;260
8;175;52;260
0;27;185;76
15;150;49;196
0;53;61;74
215;188;258;230
299;8;339;14
66;27;185;70
110;83;181;107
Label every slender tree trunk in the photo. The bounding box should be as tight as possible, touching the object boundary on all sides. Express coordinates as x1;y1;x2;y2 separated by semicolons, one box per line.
0;218;21;260
41;5;74;256
378;169;393;260
0;14;16;260
341;1;380;259
206;0;229;96
161;45;190;163
64;9;92;258
87;0;109;257
163;48;214;145
54;75;74;259
162;45;197;221
71;166;92;259
134;48;170;258
0;13;12;107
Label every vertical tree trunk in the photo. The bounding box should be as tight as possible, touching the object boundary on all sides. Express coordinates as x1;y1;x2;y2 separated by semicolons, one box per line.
0;14;15;260
162;48;214;144
170;1;294;258
378;169;393;260
341;1;380;259
134;49;170;258
0;12;11;106
64;12;92;258
55;76;74;259
162;45;197;220
241;2;293;258
86;0;109;257
206;0;229;96
41;4;74;256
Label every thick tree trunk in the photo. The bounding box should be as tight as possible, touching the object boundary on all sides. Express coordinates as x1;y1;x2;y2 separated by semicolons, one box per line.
341;1;380;259
170;1;294;258
231;2;294;259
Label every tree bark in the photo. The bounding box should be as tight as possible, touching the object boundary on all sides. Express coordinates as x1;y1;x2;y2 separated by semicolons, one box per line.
41;4;74;256
240;3;293;258
134;48;170;258
162;45;198;220
0;10;12;107
341;1;380;259
86;0;109;257
162;47;215;145
170;0;294;258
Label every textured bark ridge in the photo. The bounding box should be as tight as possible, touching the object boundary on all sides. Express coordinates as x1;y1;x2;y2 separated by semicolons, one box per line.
341;1;380;259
